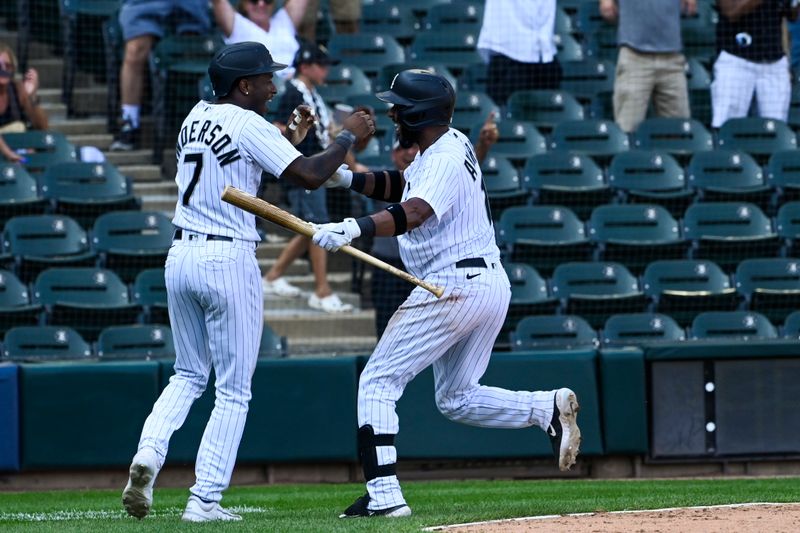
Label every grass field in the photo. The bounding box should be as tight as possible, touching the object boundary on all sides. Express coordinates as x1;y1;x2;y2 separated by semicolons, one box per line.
1;477;799;532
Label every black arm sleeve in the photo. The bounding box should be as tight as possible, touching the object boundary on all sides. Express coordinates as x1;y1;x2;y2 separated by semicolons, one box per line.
351;170;404;202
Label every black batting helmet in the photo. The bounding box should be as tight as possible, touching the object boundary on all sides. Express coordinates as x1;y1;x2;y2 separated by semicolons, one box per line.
376;69;455;130
208;42;287;98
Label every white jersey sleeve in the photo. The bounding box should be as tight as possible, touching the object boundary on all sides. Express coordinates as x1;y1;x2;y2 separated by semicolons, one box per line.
239;116;301;178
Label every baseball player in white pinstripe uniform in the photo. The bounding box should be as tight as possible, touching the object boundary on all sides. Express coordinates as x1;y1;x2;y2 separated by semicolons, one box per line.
315;69;581;518
121;42;374;522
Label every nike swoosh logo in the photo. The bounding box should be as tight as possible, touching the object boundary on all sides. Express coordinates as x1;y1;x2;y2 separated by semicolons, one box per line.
466;273;481;280
332;230;345;235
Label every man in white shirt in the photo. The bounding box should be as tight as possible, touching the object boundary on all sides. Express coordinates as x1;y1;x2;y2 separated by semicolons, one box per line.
477;0;561;105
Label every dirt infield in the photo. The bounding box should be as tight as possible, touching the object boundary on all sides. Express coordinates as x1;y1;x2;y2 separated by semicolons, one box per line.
434;503;800;533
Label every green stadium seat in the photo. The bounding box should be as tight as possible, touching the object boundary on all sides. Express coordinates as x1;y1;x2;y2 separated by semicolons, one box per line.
632;118;713;159
92;211;174;283
642;259;737;327
500;263;559;348
259;324;288;359
327;34;405;80
689;311;778;341
766;150;800;205
588;204;685;272
409;32;482;74
576;0;613;36
392;0;451;18
377;62;457;93
776;201;800;255
458;62;488;93
522;151;611;219
601;313;685;346
555;6;575;35
585;25;618;61
452;91;500;134
550;119;630;161
317;64;373;107
0;269;42;335
551;261;648;328
33;267;140;341
133;268;168;325
607;151;692;217
506;90;584;132
1;326;92;362
40;162;140;228
3;215;96;282
362;3;419;42
424;1;484;33
687;150;771;209
470;120;547;165
717;118;797;163
480;155;528;215
735;258;800;324
682;18;717;65
788;85;800;131
496;205;591;275
510;315;598;352
559;59;614;114
0;164;48;222
2;132;78;176
683;203;778;270
686;59;713;127
782;310;800;339
96;324;174;360
554;32;585;63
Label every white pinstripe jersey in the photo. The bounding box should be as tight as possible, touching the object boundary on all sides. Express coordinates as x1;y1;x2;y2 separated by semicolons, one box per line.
172;100;302;242
398;128;500;279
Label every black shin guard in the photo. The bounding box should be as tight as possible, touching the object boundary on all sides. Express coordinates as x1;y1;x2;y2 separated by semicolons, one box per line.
357;425;397;481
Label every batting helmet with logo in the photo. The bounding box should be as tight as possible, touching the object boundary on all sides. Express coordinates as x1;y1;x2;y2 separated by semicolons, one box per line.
376;69;455;130
208;41;287;98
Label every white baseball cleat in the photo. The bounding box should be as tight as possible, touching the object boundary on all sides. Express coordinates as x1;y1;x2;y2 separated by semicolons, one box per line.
263;277;302;297
548;388;581;472
122;448;159;519
181;495;243;522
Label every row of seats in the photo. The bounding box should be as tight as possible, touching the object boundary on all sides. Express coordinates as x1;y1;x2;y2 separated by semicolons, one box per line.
500;258;800;332
508;310;797;352
0;324;287;362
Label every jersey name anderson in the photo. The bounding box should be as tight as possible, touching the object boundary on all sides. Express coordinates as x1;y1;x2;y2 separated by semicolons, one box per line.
399;128;500;279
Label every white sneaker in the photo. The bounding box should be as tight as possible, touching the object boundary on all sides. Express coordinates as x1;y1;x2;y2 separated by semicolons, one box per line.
122;448;159;519
263;277;302;297
308;293;353;313
547;388;581;472
181;495;242;522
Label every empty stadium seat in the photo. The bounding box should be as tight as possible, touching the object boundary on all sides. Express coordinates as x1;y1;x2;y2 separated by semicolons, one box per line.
452;90;500;133
0;164;48;222
688;150;770;209
328;34;405;79
735;258;800;324
506;90;584;132
362;2;418;42
496;205;590;275
2;131;78;175
607;151;692;217
480;156;528;214
501;263;559;345
631;118;713;159
554;32;585;63
689;311;778;341
510;315;598;352
683;203;778;269
766;150;800;205
92;211;174;283
2;326;92;361
559;59;614;116
602;313;685;346
316;64;372;106
588;204;685;272
409;32;482;73
33;267;140;341
717;118;797;163
470;120;547;164
550;119;630;161
133;268;168;325
3;214;96;282
585;25;618;61
782;310;800;339
776;201;800;255
458;62;488;92
260;324;288;359
551;262;648;327
642;259;737;327
96;324;174;360
0;269;42;335
424;1;483;33
686;59;713;127
522;151;610;219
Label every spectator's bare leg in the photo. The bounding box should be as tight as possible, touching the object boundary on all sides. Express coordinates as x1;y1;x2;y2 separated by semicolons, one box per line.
121;34;156;115
308;243;332;298
265;235;308;282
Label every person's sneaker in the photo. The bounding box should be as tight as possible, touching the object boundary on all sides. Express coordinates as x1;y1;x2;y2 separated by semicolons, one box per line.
110;118;140;151
181;495;242;522
548;388;581;471
309;293;353;313
339;493;412;518
263;277;302;297
122;448;159;519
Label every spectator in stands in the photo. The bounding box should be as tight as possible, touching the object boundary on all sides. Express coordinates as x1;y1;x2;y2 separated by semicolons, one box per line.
0;42;47;133
600;0;695;133
789;17;800;73
477;0;561;106
262;41;353;314
110;0;210;151
299;0;361;41
712;0;799;128
212;0;309;79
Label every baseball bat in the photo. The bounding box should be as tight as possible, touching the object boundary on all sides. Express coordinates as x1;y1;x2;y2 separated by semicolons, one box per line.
221;186;446;298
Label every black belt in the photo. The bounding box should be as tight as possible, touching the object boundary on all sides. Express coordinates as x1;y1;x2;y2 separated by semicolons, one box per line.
173;229;233;242
456;258;488;268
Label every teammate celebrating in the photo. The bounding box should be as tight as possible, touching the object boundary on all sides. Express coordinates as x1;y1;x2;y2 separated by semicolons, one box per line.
121;41;374;522
315;69;581;518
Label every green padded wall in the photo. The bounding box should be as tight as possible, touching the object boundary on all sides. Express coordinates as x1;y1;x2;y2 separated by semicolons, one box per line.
393;350;603;458
161;357;359;464
20;362;160;468
599;348;648;454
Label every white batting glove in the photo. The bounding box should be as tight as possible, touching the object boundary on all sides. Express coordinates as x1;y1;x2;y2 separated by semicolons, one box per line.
324;164;353;189
312;218;361;252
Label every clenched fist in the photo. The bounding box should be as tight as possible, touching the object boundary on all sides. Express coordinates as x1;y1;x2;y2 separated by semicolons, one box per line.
312;218;361;251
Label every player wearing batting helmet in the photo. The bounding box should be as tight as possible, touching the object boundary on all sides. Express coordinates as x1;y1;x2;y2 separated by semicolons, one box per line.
316;69;582;518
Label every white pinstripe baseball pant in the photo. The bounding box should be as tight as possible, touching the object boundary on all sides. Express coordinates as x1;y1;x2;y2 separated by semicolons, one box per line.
137;233;263;503
358;263;556;510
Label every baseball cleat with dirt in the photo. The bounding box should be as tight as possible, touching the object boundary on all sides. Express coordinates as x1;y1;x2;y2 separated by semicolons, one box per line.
548;388;581;471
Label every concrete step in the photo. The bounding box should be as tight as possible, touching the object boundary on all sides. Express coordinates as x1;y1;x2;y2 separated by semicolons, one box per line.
40;86;108;117
104;149;153;167
264;290;361;311
256;242;289;259
264;309;376;339
67;133;113;151
275;272;359;293
49;117;106;136
141;197;175;214
134;181;178;196
283;336;377;358
41;102;66;121
257;258;310;277
0;31;53;62
120;164;161;182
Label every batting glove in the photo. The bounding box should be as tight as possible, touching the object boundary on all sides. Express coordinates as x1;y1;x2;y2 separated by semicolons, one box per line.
324;164;353;189
312;218;361;252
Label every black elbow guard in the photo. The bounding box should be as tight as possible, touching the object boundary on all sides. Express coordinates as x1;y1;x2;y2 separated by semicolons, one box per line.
385;203;407;236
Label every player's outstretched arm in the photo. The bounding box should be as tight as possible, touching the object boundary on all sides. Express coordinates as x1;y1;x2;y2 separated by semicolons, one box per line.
324;165;406;202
